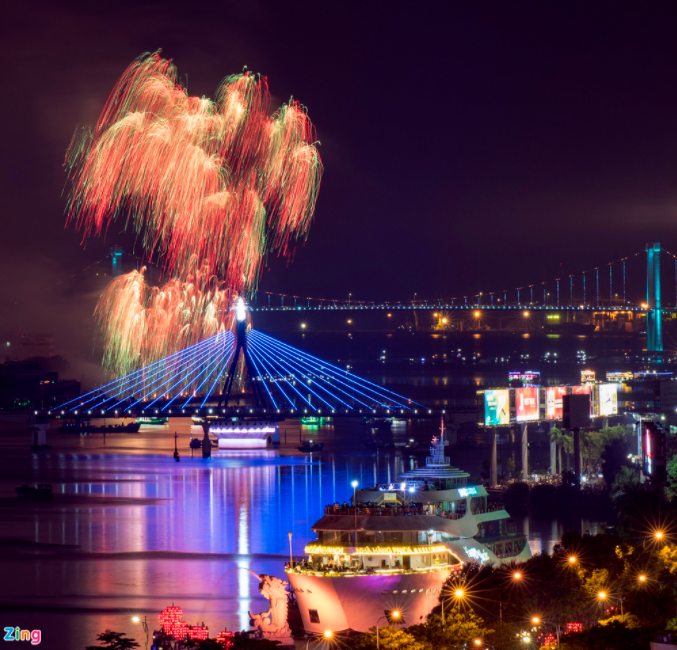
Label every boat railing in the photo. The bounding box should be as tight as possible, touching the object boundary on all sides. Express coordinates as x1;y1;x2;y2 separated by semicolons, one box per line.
285;561;459;577
324;505;465;518
471;503;505;515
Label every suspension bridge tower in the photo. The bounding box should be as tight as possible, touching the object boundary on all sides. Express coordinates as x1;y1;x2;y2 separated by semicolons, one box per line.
646;242;663;353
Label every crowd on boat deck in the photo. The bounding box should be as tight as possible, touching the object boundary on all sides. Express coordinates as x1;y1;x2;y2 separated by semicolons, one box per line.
324;502;468;518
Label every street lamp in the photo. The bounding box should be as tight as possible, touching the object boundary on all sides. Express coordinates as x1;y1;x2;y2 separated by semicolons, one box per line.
305;630;334;648
132;616;149;650
638;573;647;583
474;640;496;650
531;616;560;647
513;571;522;580
376;611;401;649
568;555;577;565
351;480;359;543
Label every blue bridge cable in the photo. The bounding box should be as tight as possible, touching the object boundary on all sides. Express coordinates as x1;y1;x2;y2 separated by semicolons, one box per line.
247;344;299;409
88;338;214;411
195;346;238;409
245;339;317;411
249;330;410;409
142;333;233;410
249;330;417;409
131;333;231;410
243;346;280;409
57;333;219;410
249;334;369;409
71;333;220;412
101;333;225;412
247;331;406;409
176;343;234;410
182;340;237;410
106;334;226;412
248;335;351;409
248;331;379;408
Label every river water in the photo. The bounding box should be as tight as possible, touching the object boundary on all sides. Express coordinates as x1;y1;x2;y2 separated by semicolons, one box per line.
0;331;637;649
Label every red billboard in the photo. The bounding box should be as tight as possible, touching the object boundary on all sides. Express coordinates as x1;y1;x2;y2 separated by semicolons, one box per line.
546;386;569;420
515;387;539;422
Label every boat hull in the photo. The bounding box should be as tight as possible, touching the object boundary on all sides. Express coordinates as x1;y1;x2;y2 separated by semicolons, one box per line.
287;568;453;634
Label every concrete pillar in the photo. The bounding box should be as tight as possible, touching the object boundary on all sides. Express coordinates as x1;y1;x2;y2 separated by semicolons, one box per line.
550;435;557;475
573;428;581;483
491;428;498;487
521;423;529;480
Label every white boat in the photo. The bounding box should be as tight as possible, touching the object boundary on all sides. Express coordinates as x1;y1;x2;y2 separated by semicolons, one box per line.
286;420;531;634
207;419;279;449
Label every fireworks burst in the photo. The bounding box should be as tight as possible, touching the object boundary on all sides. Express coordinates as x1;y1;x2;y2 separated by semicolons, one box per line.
95;261;242;376
65;51;322;291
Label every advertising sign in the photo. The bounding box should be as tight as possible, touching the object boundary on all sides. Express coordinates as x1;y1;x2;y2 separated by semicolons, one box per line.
508;371;541;387
515;387;539;422
581;370;596;384
595;383;618;416
484;389;510;426
546;386;569;420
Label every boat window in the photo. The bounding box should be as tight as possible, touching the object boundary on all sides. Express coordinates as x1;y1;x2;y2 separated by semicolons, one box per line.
419;588;424;593
381;590;389;594
432;588;437;594
309;610;320;623
392;590;398;594
426;588;431;595
401;589;408;594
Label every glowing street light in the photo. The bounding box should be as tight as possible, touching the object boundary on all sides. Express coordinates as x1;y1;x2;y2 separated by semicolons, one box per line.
474;310;481;318
474;640;496;650
376;611;401;649
351;480;359;538
598;591;607;600
132;615;149;650
305;630;335;648
530;616;560;647
568;555;577;564
300;323;307;329
638;573;647;583
523;310;530;318
655;530;664;540
513;572;522;580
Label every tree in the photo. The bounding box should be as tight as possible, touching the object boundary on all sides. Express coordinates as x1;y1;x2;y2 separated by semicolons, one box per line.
658;543;677;575
504;481;529;517
408;611;492;650
86;630;139;650
666;453;677;500
347;626;428;650
600;438;633;486
559;620;653;650
549;427;567;474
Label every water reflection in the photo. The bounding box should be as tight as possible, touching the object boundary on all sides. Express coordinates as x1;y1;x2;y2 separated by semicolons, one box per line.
0;422;603;650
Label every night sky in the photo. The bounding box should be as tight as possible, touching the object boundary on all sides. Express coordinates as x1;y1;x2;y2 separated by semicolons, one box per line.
3;1;677;375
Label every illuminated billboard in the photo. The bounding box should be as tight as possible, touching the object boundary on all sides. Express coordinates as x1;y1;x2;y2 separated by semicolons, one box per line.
545;386;569;420
595;383;618;416
581;370;596;384
508;371;541;387
484;389;510;426
515;387;539;422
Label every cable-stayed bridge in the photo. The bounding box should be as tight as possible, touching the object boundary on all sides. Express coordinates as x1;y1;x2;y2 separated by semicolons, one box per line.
48;242;676;419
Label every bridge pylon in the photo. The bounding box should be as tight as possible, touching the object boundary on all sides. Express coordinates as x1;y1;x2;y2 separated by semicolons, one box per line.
218;298;267;408
646;242;663;353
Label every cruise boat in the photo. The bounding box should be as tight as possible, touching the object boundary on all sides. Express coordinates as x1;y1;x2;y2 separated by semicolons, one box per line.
286;421;530;634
